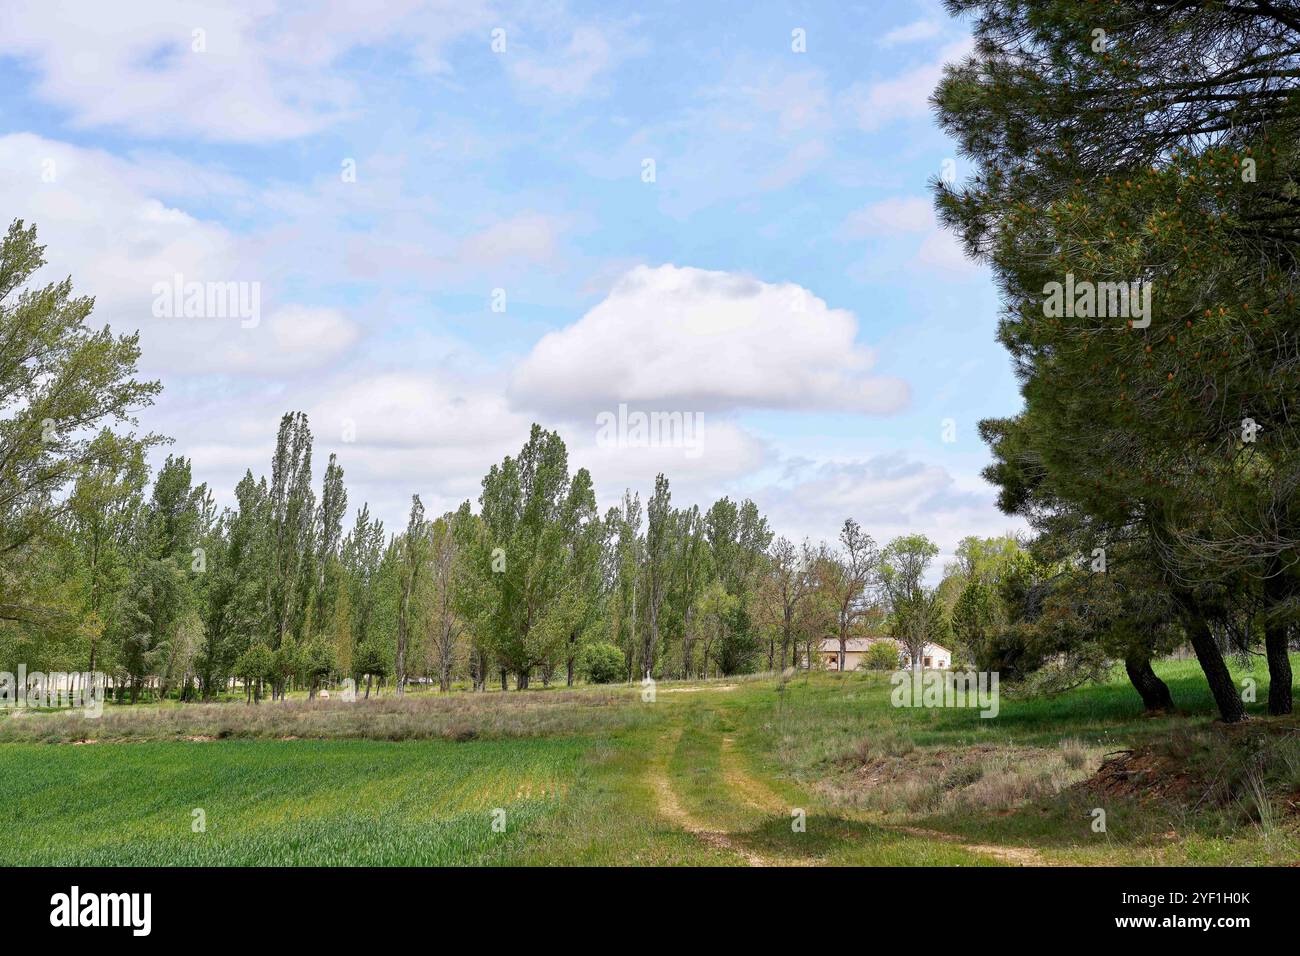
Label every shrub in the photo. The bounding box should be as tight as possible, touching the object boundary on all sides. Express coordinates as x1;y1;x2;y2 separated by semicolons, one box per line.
578;643;625;684
861;641;901;671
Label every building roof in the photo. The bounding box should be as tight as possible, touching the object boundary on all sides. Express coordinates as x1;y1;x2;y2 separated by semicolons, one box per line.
817;637;951;656
818;637;889;653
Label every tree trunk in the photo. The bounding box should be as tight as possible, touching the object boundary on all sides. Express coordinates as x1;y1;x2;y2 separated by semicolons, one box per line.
499;669;508;691
1185;616;1248;723
682;607;695;679
87;640;98;700
1264;570;1294;716
1124;653;1173;712
644;589;661;682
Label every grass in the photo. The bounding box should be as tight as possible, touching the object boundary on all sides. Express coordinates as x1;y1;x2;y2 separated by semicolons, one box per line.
2;657;1296;866
0;685;655;744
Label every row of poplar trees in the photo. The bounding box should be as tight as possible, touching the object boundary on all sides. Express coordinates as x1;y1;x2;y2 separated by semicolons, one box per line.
0;204;968;699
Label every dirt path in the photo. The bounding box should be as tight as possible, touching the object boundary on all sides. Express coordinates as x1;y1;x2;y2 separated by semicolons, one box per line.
649;730;772;866
653;700;1050;867
890;825;1048;866
717;735;821;866
719;735;790;814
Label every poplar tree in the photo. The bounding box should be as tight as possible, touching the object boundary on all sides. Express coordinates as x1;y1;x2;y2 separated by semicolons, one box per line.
267;412;315;648
0;220;160;625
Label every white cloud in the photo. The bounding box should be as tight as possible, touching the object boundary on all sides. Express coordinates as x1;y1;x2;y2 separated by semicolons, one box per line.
0;0;493;142
756;453;1026;570
0;133;360;374
915;228;979;276
840;38;972;131
508;25;621;98
509;264;910;416
574;63;835;217
311;372;528;453
878;19;942;48
838;196;934;239
458;213;561;266
747;69;832;134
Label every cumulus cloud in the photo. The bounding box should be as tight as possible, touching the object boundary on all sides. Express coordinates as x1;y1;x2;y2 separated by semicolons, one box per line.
300;371;771;523
509;264;910;416
310;372;530;454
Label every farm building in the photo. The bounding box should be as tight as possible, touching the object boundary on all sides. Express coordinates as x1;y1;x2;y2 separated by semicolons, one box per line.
807;637;952;671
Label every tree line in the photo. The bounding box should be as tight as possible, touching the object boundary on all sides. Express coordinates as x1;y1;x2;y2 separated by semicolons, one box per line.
3;217;1111;703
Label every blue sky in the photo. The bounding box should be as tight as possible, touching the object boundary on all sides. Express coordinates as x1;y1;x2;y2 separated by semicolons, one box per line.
0;0;1025;563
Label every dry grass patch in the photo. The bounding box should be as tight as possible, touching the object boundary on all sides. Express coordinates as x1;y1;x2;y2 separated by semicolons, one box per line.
1075;723;1300;825
0;687;652;744
821;738;1106;817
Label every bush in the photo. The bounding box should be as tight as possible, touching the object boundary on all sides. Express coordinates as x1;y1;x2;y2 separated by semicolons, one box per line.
861;641;900;671
578;643;625;684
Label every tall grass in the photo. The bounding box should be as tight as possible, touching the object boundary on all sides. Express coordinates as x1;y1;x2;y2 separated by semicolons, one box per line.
0;685;653;744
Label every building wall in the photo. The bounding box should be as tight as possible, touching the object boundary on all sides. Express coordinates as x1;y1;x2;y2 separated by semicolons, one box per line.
823;644;951;671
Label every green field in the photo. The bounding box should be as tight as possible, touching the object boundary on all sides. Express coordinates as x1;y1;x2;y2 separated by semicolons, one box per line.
2;658;1297;866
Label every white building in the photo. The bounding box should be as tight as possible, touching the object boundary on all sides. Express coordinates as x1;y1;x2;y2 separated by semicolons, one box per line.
810;636;952;672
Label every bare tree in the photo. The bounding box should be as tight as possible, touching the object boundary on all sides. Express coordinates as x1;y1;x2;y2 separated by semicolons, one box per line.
763;536;816;670
823;520;879;671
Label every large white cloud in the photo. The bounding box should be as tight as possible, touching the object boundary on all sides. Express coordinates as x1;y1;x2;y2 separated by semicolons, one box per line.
509;264;910;416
